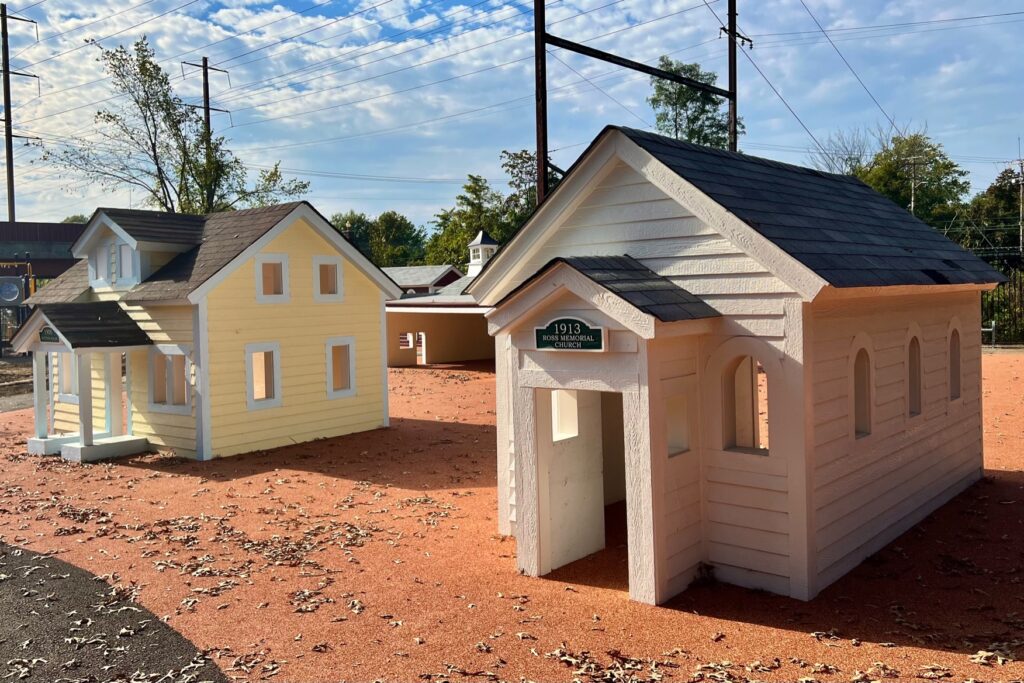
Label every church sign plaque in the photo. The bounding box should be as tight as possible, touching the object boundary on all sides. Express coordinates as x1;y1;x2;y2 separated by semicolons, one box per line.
535;317;604;352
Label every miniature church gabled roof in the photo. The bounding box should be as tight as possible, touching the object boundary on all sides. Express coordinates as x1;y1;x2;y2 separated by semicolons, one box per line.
613;127;1004;288
469;127;1005;303
468;230;498;247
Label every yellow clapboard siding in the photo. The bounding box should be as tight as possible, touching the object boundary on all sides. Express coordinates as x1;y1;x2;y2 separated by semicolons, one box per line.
128;345;197;454
205;216;386;457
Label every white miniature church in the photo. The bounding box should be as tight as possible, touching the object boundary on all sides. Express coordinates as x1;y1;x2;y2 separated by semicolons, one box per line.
467;127;1003;603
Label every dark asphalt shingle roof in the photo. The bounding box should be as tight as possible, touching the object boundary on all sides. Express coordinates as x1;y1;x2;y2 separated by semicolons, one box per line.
25;260;91;304
99;208;206;245
614;127;1005;288
38;302;152;348
124;202;303;302
383;265;461;288
508;256;720;323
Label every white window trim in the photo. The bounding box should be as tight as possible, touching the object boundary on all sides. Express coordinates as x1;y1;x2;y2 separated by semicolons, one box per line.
325;336;357;399
313;255;345;302
255;253;291;304
147;344;192;415
57;352;79;404
246;341;283;410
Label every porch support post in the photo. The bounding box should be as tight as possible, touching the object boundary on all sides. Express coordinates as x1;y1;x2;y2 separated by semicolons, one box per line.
513;383;541;576
77;352;93;447
495;332;513;536
32;351;47;438
622;344;659;605
109;352;123;437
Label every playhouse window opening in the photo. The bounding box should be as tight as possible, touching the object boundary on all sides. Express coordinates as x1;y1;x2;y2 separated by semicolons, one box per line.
319;263;338;295
118;244;134;281
398;333;413;350
908;336;922;417
551;389;579;442
151;350;188;408
252;350;276;401
949;329;961;400
854;348;872;438
261;261;284;296
326;338;356;398
723;356;769;453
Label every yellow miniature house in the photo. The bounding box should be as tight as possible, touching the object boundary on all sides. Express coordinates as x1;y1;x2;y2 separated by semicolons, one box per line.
12;202;402;462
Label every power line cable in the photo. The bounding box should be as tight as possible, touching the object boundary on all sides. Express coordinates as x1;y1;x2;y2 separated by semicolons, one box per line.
797;0;896;131
701;0;826;155
750;10;1024;37
12;0;160;58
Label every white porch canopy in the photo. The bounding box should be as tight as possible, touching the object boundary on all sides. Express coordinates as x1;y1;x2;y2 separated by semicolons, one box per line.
11;304;152;461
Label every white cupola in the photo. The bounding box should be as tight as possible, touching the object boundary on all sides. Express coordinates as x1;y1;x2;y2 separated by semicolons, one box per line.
467;230;498;277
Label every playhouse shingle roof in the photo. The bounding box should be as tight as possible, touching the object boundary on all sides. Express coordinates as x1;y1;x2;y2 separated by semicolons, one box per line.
614;127;1005;288
383;265;460;289
123;203;304;302
25;260;90;304
37;302;152;348
513;256;721;323
100;208;207;245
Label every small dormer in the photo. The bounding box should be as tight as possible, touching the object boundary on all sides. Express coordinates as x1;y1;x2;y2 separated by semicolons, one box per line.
72;209;205;294
467;231;498;277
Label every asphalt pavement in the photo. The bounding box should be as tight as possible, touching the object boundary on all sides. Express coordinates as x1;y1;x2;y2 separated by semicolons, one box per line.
0;541;228;682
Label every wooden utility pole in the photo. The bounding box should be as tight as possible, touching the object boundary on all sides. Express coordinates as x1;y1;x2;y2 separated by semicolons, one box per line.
182;57;229;211
533;0;744;204
1;4;36;221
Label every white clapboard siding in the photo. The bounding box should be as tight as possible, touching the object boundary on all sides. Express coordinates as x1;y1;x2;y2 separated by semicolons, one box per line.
810;291;984;591
508;163;797;344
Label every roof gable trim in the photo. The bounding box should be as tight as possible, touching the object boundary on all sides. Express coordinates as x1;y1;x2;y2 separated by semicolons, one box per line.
186;203;403;304
71;211;137;258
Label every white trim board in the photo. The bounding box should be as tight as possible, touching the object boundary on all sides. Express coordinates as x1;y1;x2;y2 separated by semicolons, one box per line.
245;341;283;411
313;254;345;302
325;335;357;400
254;253;291;304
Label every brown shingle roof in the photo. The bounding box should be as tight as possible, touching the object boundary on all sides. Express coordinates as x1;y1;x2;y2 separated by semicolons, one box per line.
25;260;91;305
99;208;206;245
123;203;303;302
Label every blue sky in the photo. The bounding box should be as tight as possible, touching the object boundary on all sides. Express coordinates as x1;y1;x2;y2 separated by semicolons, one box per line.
4;0;1023;227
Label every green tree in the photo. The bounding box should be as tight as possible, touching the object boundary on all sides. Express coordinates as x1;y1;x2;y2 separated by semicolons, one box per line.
43;38;308;214
330;210;374;256
957;166;1024;257
61;214;89;224
857;133;969;227
329;210;425;266
370;211;426;267
646;56;741;148
499;149;560;233
424;175;506;266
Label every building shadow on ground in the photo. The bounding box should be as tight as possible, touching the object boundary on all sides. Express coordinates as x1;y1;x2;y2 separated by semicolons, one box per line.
119;417;499;492
546;470;1024;656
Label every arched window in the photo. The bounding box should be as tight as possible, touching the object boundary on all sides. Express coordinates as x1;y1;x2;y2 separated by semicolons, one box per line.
908;336;922;417
949;329;961;400
854;348;871;438
723;356;769;453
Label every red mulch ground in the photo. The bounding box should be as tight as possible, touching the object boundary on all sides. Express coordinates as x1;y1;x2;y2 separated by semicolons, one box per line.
1;355;1023;682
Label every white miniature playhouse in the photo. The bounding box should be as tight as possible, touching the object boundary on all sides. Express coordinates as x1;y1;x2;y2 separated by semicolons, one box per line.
466;127;1004;604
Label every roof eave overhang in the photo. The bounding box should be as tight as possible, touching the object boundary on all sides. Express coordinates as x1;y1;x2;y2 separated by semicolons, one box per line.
814;281;999;303
486;261;659;339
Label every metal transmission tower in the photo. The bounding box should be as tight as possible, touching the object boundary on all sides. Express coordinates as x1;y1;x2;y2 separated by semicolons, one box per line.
533;0;748;204
182;56;230;211
1;3;38;221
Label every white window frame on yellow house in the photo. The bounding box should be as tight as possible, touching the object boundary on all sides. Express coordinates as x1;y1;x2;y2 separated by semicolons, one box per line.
255;253;290;304
325;336;356;399
313;255;344;302
245;341;282;410
148;344;192;415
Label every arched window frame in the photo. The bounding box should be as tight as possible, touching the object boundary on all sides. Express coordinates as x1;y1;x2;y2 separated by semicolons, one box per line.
905;323;924;420
703;337;782;459
947;318;963;404
848;333;874;441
